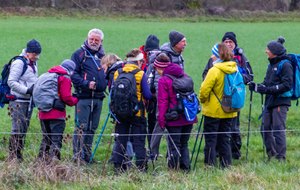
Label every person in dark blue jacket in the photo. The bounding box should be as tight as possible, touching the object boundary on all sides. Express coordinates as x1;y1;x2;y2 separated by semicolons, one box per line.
71;28;107;164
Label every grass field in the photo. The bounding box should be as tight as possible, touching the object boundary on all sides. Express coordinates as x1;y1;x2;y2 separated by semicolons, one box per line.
1;17;300;189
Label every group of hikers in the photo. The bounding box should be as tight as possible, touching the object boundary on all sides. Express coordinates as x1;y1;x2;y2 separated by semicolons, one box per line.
2;27;294;173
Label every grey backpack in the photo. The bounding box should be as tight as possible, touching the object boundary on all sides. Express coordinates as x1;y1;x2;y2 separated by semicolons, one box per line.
33;72;69;112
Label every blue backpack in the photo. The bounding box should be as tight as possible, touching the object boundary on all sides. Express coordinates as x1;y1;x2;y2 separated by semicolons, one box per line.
277;54;300;102
0;56;27;106
213;69;246;113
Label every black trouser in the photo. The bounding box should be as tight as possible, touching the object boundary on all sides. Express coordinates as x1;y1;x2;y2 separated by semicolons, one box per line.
166;124;193;171
204;116;232;168
114;116;147;170
38;119;66;160
147;101;156;149
262;106;287;160
230;112;242;159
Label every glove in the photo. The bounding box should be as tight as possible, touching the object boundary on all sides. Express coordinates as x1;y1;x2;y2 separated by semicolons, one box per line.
26;85;34;95
248;82;256;91
53;99;66;112
256;84;267;94
72;93;79;101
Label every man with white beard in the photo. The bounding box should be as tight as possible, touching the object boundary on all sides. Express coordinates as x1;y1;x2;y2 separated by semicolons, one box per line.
71;29;107;164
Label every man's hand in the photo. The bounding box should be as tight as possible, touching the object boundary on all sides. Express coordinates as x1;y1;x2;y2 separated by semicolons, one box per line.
89;81;96;90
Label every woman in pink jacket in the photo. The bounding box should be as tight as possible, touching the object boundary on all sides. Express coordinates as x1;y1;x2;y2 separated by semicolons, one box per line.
156;53;198;172
38;60;79;162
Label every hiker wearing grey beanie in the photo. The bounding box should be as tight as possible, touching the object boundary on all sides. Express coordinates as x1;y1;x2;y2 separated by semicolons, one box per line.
267;36;286;56
249;36;293;162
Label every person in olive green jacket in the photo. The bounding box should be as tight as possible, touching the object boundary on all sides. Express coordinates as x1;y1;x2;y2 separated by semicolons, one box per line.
199;43;238;168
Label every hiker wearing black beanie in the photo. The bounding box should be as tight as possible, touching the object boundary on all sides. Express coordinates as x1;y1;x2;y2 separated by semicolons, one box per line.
202;32;254;160
249;36;293;162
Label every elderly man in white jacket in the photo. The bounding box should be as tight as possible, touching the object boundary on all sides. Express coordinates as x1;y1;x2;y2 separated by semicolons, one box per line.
7;39;41;162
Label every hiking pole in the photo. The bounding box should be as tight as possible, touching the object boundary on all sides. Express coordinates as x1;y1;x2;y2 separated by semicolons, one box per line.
27;96;33;119
246;90;253;161
165;129;181;157
101;121;117;175
88;112;111;167
261;94;266;162
193;129;204;171
89;77;96;131
190;115;203;164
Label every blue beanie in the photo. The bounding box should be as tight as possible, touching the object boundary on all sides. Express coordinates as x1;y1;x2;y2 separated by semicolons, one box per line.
27;39;41;53
212;44;219;58
61;59;76;73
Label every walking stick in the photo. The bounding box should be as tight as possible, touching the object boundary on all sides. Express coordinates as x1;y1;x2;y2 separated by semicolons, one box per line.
190;115;203;164
261;94;266;162
193;130;204;171
89;77;96;131
165;129;181;157
101;121;117;175
88;112;110;167
246;90;253;161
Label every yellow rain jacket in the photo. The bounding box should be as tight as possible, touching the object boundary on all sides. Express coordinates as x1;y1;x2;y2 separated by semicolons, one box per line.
199;61;238;118
114;63;146;118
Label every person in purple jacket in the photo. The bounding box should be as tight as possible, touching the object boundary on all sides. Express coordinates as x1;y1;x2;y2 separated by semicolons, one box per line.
156;53;198;172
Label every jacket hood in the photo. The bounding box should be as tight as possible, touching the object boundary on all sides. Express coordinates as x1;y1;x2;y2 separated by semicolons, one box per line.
48;66;69;75
160;42;180;56
106;61;123;79
20;49;39;62
162;63;184;77
213;61;237;74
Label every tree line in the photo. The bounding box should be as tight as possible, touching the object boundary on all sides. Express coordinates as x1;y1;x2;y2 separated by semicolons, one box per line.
0;0;299;13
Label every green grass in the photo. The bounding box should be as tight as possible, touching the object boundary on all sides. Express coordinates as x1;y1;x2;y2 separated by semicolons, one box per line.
1;17;300;189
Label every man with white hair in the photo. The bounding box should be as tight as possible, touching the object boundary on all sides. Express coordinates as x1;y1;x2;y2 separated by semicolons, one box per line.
71;28;107;164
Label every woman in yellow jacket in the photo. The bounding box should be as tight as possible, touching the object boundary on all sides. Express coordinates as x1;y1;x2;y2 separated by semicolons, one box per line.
199;43;238;168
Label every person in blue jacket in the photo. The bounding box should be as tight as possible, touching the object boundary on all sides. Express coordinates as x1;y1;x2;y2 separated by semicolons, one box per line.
71;28;107;164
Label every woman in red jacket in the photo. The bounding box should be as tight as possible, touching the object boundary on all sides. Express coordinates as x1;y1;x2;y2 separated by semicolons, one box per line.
156;53;198;172
38;60;78;162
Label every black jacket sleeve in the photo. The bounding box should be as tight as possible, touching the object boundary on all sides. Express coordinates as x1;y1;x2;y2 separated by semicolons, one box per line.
202;58;214;80
240;54;254;85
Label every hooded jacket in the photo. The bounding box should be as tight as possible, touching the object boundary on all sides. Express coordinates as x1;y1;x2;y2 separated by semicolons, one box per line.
158;63;198;129
145;49;161;96
261;55;293;109
8;49;38;102
39;66;78;120
106;61;123;92
160;42;184;71
71;40;107;99
200;61;238;118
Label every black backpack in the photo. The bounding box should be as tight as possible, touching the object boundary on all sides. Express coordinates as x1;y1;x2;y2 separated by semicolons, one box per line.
0;56;27;104
111;68;141;119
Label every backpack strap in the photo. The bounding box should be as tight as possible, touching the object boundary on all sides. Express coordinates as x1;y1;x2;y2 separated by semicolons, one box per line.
80;46;87;69
212;90;222;105
10;56;28;77
277;59;292;76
